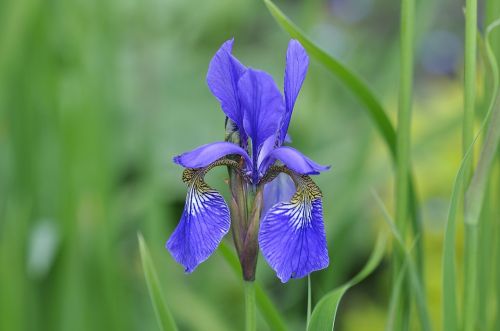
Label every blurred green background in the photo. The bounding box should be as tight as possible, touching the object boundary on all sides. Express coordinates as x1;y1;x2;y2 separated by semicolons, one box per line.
1;0;499;330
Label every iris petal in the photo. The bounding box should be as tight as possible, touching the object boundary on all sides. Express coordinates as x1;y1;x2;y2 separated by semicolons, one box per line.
167;168;231;272
260;146;330;175
206;39;247;134
259;175;329;282
280;40;309;143
173;142;251;169
262;173;296;216
238;69;285;178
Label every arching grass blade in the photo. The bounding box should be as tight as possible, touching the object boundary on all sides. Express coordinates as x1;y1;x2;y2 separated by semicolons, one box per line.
138;234;178;331
263;0;424;280
306;232;387;331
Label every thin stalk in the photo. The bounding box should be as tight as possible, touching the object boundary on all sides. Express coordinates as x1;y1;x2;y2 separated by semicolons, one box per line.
495;161;500;331
462;0;478;330
244;281;256;331
484;1;500;327
394;0;415;328
307;275;312;329
463;0;477;177
463;224;479;331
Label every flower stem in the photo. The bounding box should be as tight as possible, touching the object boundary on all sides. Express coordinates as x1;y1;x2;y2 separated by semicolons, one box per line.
244;281;256;331
394;0;415;328
306;275;311;329
462;0;478;330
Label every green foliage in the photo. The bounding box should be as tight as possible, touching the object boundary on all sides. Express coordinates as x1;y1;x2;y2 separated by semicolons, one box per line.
307;233;387;331
372;192;432;331
138;234;178;331
442;17;500;331
263;0;395;154
1;0;500;330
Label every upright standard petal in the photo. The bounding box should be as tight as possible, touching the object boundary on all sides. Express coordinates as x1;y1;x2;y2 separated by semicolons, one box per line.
259;174;329;282
280;40;309;143
173;142;251;169
206;39;247;132
238;69;285;178
167;168;231;272
259;146;330;176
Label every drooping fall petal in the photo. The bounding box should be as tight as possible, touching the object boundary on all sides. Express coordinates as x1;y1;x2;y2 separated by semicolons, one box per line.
167;168;231;272
259;174;329;282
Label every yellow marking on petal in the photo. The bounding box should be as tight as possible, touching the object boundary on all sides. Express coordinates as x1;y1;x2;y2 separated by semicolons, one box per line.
260;165;322;205
181;158;245;192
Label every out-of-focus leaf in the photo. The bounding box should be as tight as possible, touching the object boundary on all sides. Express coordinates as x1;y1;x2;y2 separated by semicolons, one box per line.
218;242;288;331
464;19;500;226
441;19;500;331
372;192;432;331
263;0;394;153
385;262;407;331
307;275;312;329
263;0;424;278
138;234;178;331
307;232;387;331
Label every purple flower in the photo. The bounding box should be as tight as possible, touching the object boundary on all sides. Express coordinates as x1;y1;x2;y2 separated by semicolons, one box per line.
167;39;330;282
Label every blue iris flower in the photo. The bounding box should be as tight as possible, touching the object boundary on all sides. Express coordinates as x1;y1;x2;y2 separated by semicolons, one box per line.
167;39;331;283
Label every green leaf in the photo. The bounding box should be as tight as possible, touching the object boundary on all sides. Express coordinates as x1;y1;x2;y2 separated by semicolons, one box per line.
372;192;432;331
307;232;387;331
263;0;395;154
307;275;312;329
441;19;500;331
138;233;178;331
218;242;288;331
464;19;500;226
385;262;408;331
263;0;424;279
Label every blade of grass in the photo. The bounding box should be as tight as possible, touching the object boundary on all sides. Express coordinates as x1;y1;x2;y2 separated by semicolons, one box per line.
486;0;500;57
394;0;416;328
138;234;178;331
263;0;424;282
306;232;387;331
463;18;500;331
441;103;499;331
386;236;420;331
441;21;500;330
462;0;479;329
371;192;432;331
263;0;394;153
441;167;464;331
495;163;500;331
484;5;500;329
218;242;288;331
307;275;312;329
464;19;500;226
385;260;408;331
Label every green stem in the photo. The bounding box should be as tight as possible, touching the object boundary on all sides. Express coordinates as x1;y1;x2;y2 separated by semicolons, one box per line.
463;224;478;331
244;281;256;331
394;0;415;328
306;275;311;329
462;0;478;330
463;0;477;176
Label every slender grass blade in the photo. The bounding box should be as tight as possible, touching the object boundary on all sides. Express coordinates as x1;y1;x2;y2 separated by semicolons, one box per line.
138;234;178;331
263;0;424;280
372;192;432;331
307;232;387;331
